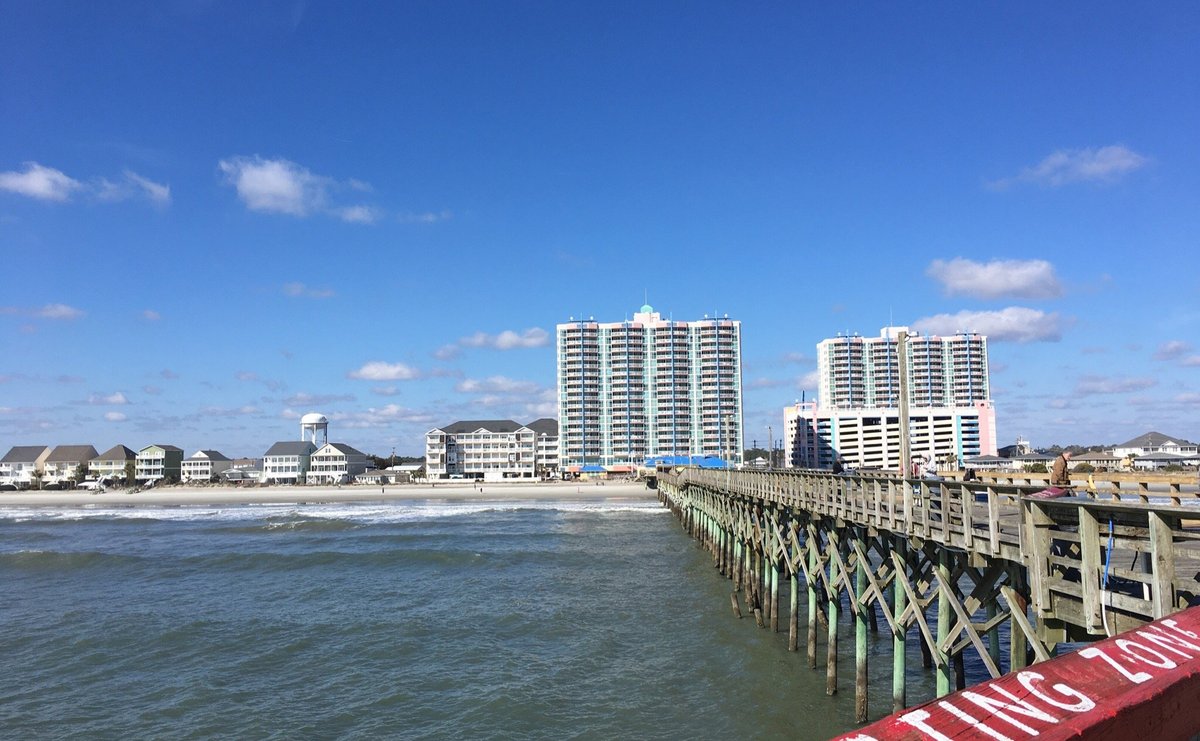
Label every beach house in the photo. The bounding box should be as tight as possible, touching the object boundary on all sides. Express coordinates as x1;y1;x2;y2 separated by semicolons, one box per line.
136;444;184;483
263;441;316;484
91;444;137;483
181;450;234;482
306;442;369;484
43;445;99;485
0;445;51;488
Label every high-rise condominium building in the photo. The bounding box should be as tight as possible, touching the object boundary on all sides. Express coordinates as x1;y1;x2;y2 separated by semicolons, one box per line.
557;305;743;470
790;326;997;471
817;326;989;409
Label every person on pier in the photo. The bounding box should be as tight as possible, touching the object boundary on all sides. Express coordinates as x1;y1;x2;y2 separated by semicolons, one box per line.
1051;450;1073;487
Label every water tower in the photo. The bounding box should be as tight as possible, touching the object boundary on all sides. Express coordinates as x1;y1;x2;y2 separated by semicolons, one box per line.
300;412;329;447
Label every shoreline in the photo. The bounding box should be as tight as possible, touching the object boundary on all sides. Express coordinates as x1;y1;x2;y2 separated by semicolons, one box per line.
0;480;655;508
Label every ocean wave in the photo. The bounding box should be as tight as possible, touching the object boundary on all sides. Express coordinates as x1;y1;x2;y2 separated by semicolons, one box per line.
0;500;669;526
0;549;143;570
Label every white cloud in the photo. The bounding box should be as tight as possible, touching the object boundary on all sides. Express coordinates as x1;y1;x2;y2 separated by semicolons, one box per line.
1154;340;1193;361
330;404;437;429
89;391;129;405
2;303;86;320
460;327;550;350
234;370;285;391
39;303;85;320
143;309;162;321
912;307;1065;343
337;205;380;224
455;376;541;394
782;352;814;365
284;392;356;406
398;209;453;224
347;361;421;381
124;170;171;204
218;155;377;222
283;282;335;299
0;162;83;201
97;170;171;205
218;155;329;216
372;386;401;396
104;412;127;422
1075;375;1157;395
433;344;461;361
799;370;820;389
926;258;1063;300
989;145;1148;189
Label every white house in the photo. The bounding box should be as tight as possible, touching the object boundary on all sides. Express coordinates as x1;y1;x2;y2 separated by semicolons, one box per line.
91;445;137;483
263;441;316;483
0;445;51;488
1112;432;1199;459
43;445;99;485
181;450;234;482
306;442;369;484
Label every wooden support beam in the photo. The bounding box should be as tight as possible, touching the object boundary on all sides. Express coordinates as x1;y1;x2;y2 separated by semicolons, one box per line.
1149;511;1176;619
828;527;841;695
807;523;819;670
855;527;869;723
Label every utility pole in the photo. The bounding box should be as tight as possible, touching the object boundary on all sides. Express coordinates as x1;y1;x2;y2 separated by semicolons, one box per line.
897;329;911;476
768;426;774;468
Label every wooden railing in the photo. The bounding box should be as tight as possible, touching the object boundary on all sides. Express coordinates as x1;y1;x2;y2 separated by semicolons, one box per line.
667;467;1200;631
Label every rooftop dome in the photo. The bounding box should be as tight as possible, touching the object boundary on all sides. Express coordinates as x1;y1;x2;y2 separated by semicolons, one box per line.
640;303;654;313
300;412;328;425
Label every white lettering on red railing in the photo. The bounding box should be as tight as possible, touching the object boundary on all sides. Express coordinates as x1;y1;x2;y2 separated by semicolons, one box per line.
838;611;1200;740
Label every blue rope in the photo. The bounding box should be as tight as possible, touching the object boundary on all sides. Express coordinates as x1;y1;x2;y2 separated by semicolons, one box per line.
1102;518;1114;589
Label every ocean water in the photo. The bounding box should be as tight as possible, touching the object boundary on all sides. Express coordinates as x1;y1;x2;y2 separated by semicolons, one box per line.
0;498;926;739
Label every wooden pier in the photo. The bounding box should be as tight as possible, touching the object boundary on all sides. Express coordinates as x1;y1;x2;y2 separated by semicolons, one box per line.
656;467;1200;728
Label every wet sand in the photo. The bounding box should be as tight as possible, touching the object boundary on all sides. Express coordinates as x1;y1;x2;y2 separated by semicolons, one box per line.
0;480;655;507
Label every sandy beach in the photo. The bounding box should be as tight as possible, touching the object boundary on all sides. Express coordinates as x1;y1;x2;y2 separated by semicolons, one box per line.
0;480;656;507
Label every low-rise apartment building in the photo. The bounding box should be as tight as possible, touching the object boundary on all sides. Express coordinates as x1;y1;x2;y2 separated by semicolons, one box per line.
426;419;559;480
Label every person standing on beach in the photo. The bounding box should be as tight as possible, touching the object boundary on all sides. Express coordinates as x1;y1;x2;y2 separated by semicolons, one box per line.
1051;451;1072;487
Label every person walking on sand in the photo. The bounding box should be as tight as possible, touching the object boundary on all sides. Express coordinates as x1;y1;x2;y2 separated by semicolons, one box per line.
1051;450;1072;487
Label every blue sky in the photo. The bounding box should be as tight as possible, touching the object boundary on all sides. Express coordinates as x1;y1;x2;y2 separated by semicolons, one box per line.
2;1;1198;458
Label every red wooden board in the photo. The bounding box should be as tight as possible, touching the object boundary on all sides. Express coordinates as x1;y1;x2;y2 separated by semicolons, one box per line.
834;606;1200;740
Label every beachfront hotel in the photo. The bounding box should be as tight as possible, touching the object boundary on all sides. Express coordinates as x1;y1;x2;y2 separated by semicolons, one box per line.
556;304;743;472
787;326;998;471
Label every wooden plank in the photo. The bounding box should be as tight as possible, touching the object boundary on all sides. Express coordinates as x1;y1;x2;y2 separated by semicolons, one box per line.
1150;511;1176;619
1079;507;1102;632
